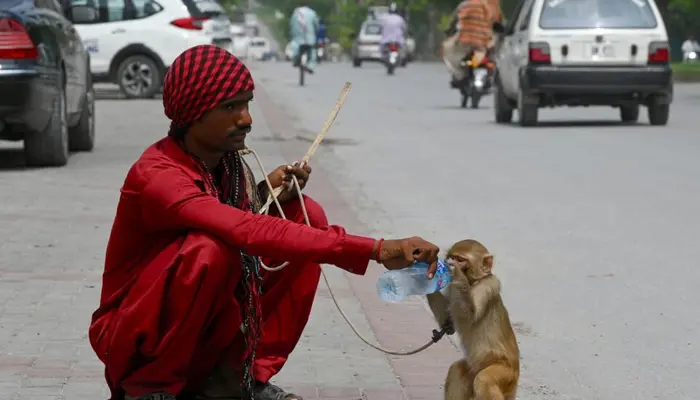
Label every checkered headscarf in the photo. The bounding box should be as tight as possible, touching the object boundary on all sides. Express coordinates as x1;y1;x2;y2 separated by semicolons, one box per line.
162;45;255;133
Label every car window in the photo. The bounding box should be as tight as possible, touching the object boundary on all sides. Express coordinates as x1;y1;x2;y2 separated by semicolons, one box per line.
103;0;126;21
181;0;225;18
0;0;28;8
539;0;657;29
0;0;33;11
131;0;161;18
363;23;381;35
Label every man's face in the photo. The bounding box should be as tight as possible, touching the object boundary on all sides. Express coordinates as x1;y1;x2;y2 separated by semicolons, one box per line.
189;90;254;152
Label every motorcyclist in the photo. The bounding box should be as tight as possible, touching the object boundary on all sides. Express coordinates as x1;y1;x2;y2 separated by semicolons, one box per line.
442;0;503;87
681;35;700;61
316;17;328;61
379;2;407;62
316;18;327;43
289;5;320;73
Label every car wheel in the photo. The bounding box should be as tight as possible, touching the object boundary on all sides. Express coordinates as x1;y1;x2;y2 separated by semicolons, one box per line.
117;54;161;99
647;97;670;126
619;105;639;123
353;58;362;67
517;88;538;127
494;81;513;123
24;75;69;167
69;76;96;151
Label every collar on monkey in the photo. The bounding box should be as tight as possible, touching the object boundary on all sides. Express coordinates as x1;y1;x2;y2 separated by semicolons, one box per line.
431;327;449;343
431;320;455;342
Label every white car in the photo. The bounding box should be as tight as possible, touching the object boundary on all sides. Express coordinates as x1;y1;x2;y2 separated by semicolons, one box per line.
230;23;250;59
247;37;270;61
493;0;673;126
62;0;235;99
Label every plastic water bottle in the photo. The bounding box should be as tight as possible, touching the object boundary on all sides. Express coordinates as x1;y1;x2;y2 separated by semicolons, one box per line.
376;259;451;303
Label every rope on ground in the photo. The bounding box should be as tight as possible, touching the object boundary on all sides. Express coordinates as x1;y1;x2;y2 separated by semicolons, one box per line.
239;82;446;356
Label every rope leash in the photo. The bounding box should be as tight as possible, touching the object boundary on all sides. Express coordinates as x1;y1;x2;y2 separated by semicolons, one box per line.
238;82;446;356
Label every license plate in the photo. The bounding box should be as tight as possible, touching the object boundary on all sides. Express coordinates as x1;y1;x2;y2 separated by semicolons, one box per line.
473;68;488;81
590;44;615;57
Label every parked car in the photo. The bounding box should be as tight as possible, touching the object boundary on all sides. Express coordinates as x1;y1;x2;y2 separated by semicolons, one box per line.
0;0;96;167
493;0;672;126
61;0;235;99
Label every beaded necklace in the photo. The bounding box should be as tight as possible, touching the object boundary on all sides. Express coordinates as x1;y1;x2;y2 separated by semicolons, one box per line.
190;150;263;400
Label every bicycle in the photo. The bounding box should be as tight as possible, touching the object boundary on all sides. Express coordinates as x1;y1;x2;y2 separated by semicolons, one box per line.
297;44;313;86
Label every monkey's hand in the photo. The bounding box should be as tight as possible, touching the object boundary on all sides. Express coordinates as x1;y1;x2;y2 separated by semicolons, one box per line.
442;317;455;335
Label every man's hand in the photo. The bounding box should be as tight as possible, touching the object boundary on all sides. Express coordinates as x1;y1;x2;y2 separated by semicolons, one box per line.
259;162;312;204
376;237;440;278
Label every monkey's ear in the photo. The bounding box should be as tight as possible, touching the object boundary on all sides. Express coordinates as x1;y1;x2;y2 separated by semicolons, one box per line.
482;253;494;271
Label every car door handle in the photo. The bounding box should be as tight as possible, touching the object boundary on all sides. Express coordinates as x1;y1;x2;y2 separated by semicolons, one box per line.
112;28;126;34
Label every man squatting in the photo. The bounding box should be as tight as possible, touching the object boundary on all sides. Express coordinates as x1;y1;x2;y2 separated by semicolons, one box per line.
88;45;441;400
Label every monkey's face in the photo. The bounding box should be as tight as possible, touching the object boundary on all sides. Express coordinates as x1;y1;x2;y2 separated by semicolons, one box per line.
446;252;493;284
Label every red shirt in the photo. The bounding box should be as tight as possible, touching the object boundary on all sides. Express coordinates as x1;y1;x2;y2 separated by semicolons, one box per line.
91;136;375;329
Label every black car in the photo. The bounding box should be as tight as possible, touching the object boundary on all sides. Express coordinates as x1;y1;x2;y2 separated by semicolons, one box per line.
0;0;97;167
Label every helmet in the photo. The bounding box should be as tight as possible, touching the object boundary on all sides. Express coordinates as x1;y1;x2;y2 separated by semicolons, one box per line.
389;2;398;13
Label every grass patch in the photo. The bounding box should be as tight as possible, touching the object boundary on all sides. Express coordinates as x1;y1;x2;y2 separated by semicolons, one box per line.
672;62;700;82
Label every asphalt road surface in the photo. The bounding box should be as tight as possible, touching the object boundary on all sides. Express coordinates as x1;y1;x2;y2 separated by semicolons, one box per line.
0;59;697;400
251;59;700;399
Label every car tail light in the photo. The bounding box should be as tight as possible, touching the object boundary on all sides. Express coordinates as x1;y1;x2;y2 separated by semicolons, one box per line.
528;42;551;64
170;16;209;30
647;41;669;64
0;17;38;59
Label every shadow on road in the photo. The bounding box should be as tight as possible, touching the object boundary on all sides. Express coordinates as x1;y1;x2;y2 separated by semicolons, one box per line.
95;87;162;101
430;105;493;110
0;148;28;170
521;120;629;128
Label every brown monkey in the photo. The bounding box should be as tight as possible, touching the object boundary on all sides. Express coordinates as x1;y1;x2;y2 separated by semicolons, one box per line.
426;239;519;400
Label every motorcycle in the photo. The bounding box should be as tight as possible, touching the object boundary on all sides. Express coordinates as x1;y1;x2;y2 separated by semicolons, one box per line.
384;42;401;75
316;39;326;63
683;50;699;63
454;53;495;109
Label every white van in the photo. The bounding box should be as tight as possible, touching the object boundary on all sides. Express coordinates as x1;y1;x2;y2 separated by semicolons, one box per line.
493;0;672;126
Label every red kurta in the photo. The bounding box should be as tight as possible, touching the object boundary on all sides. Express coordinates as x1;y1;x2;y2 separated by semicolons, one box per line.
89;137;376;399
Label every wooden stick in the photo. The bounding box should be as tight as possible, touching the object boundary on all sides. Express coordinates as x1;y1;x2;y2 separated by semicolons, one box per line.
260;82;352;213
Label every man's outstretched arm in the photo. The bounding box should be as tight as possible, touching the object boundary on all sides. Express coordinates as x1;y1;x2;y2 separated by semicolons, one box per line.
140;166;376;274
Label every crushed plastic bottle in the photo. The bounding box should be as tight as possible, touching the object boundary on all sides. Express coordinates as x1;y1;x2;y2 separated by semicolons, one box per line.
376;259;451;303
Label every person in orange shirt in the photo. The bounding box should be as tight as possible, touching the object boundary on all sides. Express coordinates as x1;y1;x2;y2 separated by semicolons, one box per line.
442;0;503;87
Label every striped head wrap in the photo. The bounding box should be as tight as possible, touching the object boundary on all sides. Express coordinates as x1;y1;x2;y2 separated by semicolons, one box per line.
162;45;255;134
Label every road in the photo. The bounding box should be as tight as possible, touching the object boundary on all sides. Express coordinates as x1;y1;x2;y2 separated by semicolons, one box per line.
0;60;697;400
250;60;700;399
